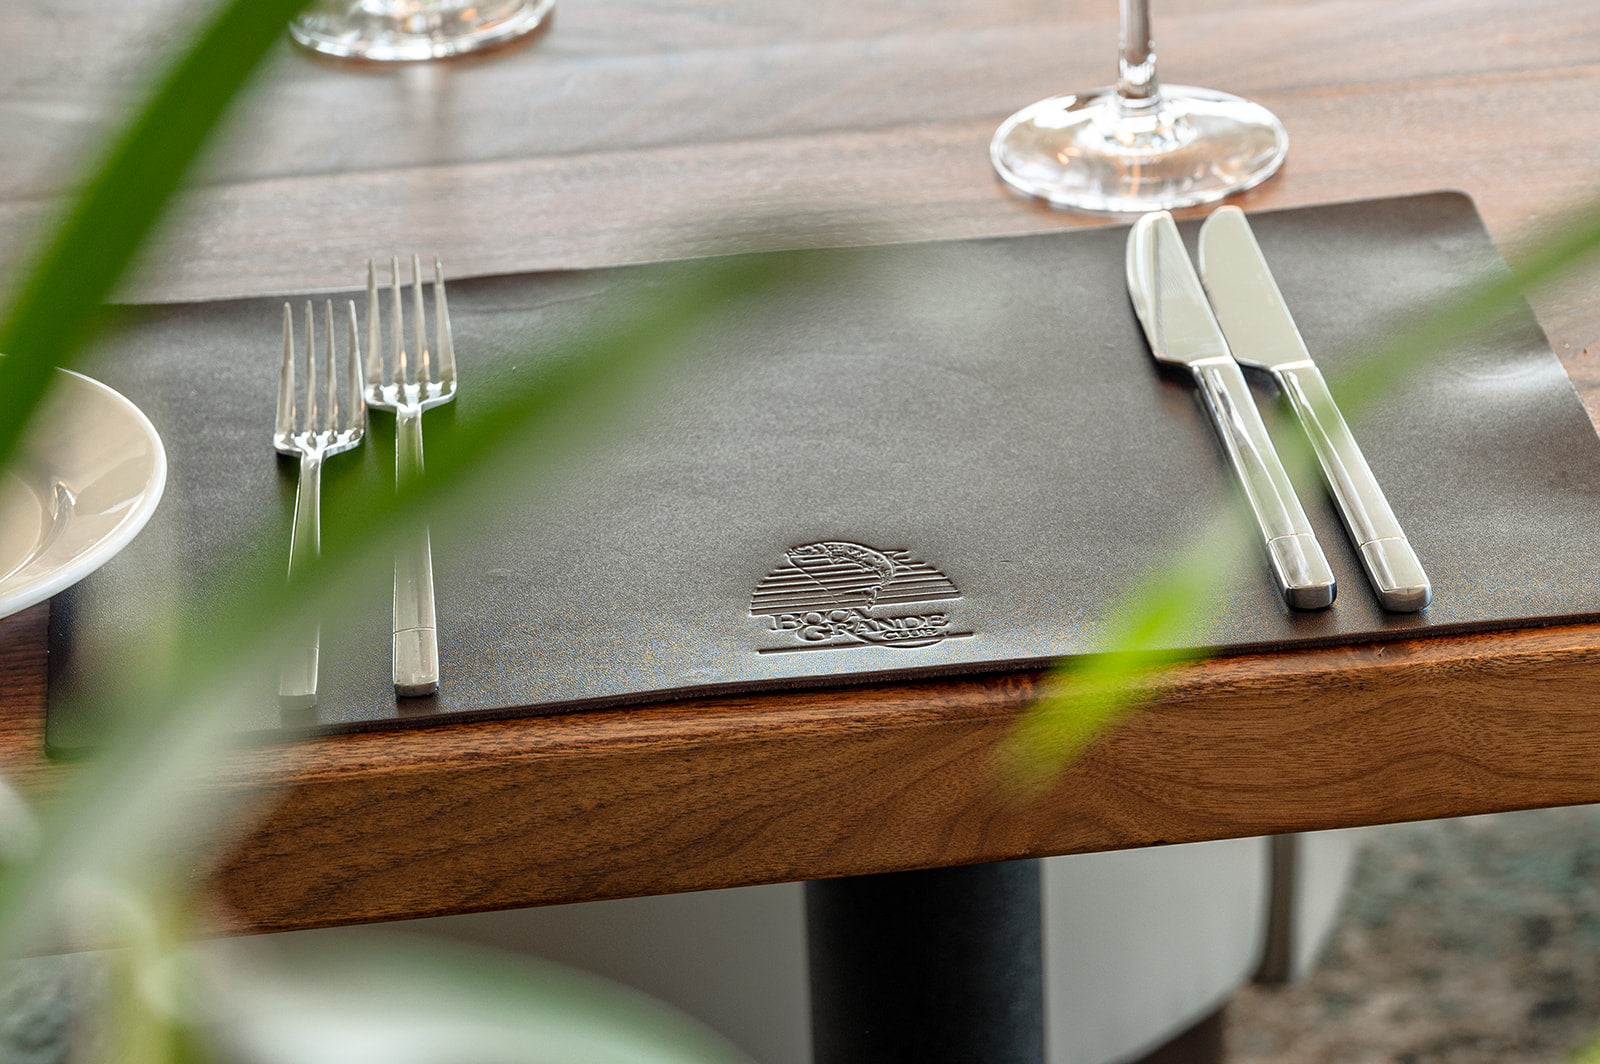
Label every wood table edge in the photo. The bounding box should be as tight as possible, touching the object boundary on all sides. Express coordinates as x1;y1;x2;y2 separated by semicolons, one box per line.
10;602;1600;934
194;618;1600;934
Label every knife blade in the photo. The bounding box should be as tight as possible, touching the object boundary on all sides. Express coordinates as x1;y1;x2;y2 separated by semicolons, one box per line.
1126;210;1336;611
1198;205;1431;612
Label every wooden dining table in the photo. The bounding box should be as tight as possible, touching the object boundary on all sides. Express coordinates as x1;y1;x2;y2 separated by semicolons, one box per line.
2;0;1600;947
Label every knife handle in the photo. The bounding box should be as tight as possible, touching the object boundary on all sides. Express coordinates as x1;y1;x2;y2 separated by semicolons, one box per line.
394;406;440;697
1190;356;1336;610
1274;361;1432;612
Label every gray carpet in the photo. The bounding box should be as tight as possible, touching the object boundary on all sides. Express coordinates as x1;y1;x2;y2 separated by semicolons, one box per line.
0;953;102;1064
1231;806;1600;1062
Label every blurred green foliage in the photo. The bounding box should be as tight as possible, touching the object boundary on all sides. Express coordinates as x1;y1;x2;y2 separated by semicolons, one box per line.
0;0;781;1059
1008;195;1600;790
5;0;1600;1058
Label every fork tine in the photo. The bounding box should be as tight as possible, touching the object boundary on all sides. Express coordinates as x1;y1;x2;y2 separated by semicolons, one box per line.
411;252;429;384
304;301;316;433
323;300;337;433
345;300;366;434
366;259;381;392
277;303;294;435
433;258;454;386
390;256;405;387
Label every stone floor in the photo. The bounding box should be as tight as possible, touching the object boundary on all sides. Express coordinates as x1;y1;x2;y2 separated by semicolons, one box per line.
1229;805;1600;1063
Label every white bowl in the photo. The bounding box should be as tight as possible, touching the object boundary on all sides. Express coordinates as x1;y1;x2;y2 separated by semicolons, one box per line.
0;369;166;618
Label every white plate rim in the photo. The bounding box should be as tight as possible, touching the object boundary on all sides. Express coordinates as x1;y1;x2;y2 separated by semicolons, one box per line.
0;368;168;619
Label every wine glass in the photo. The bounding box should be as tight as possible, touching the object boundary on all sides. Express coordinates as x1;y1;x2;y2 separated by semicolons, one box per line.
990;0;1286;212
290;0;554;62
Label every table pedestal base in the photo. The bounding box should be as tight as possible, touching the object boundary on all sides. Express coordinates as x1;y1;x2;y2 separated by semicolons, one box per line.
805;860;1044;1063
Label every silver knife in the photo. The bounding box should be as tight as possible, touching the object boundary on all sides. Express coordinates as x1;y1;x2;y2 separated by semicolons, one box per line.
1198;206;1431;612
1126;211;1336;610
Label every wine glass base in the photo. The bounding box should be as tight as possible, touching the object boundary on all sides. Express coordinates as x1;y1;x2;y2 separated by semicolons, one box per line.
290;0;554;62
990;85;1287;213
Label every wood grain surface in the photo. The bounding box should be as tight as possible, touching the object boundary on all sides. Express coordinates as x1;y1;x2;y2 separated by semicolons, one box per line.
3;0;1600;934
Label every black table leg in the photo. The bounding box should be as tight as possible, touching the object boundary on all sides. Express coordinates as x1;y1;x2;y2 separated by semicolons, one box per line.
805;859;1045;1064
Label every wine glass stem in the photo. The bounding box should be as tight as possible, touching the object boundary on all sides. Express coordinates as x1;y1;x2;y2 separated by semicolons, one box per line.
1116;0;1163;118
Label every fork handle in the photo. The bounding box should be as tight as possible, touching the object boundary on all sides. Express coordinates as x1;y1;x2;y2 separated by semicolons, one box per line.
280;451;322;710
394;407;439;696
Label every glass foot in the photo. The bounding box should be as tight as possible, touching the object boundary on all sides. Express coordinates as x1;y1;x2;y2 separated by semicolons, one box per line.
990;85;1287;213
290;0;554;62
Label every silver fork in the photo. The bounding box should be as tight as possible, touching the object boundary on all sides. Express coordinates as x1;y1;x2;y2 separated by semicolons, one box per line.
365;255;456;697
275;300;367;709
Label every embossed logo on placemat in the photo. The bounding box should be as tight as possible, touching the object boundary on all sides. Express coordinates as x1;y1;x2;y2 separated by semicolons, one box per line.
750;541;971;653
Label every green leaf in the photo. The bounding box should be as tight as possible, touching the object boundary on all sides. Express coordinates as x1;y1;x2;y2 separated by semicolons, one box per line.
1572;1030;1600;1064
0;250;830;960
0;0;312;474
997;512;1240;792
999;190;1600;789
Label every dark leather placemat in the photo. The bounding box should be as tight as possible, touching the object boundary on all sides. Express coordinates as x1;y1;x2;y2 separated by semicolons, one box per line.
45;193;1600;751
